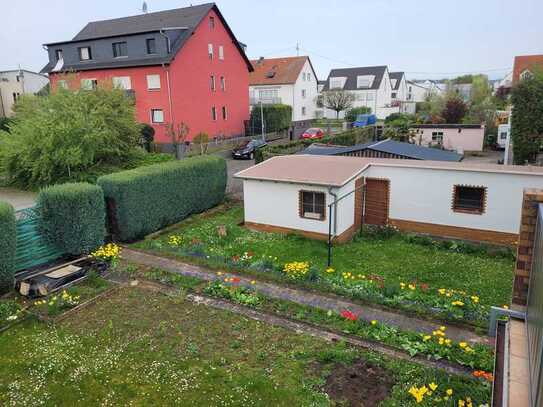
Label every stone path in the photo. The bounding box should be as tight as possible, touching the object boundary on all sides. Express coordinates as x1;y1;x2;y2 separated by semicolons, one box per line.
122;248;492;346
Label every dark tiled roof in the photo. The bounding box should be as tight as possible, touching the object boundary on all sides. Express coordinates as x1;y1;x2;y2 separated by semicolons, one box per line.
389;72;404;90
301;139;463;162
322;66;387;91
73;3;214;41
42;3;252;73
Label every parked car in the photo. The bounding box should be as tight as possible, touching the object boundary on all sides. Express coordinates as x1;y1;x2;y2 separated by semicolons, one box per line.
301;128;325;139
231;139;267;159
353;114;377;128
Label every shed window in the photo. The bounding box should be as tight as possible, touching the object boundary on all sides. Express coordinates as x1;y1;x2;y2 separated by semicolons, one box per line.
299;191;326;220
452;185;486;214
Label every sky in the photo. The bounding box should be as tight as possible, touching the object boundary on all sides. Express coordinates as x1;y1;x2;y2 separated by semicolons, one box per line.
1;0;542;81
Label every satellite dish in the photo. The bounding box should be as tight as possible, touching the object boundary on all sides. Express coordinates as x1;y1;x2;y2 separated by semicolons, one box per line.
142;1;148;13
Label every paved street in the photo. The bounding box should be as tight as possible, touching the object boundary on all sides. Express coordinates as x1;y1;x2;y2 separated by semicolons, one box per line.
0;187;36;211
226;157;253;198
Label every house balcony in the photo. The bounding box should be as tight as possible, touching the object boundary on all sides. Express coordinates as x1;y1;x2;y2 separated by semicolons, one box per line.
250;97;282;106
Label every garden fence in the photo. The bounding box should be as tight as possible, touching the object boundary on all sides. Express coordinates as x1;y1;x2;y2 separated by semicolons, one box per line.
527;203;543;406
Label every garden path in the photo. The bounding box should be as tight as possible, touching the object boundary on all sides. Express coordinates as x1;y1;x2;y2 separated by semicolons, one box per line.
122;247;492;346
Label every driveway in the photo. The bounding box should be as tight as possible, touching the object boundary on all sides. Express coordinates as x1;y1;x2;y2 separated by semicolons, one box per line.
0;187;36;211
226;157;253;198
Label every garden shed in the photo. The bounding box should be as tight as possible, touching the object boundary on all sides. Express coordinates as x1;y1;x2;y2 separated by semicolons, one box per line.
235;155;543;245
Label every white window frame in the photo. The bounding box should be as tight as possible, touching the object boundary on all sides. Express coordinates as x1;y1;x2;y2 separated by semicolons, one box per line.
151;109;164;123
357;75;374;89
218;45;224;60
329;77;345;89
208;43;214;60
210;75;216;91
366;91;374;101
80;78;97;90
78;47;91;61
146;74;161;90
112;76;132;90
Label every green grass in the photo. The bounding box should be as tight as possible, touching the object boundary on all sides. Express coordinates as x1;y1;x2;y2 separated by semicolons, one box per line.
0;284;490;406
133;206;514;309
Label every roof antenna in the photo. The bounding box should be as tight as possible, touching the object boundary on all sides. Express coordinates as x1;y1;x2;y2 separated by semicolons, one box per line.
296;42;300;56
142;1;148;13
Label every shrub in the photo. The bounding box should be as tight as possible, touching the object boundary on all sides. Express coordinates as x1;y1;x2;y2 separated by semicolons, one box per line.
97;155;226;241
345;106;371;123
37;183;106;255
0;202;16;293
249;104;292;135
140;123;155;152
0;87;141;189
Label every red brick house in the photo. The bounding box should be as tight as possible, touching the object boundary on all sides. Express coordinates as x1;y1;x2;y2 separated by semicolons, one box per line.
41;3;253;148
512;54;543;84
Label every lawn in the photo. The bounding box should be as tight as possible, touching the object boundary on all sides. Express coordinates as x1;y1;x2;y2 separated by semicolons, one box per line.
132;205;514;323
0;282;491;406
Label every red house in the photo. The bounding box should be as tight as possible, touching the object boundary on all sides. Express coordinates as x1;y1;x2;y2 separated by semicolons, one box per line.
512;54;543;84
42;3;253;148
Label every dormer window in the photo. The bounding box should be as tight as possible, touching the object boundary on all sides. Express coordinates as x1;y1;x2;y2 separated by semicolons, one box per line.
112;42;128;58
146;38;156;54
78;47;92;61
55;49;63;61
391;79;397;89
357;75;374;88
329;77;345;89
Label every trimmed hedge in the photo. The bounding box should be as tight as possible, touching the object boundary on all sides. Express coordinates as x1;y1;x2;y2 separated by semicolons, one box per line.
255;126;375;163
0;202;16;294
37;183;106;255
97;155;227;241
248;104;292;135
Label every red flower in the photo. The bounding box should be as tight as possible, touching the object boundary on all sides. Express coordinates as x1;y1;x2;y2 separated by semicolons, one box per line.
340;310;358;321
420;283;429;291
231;277;241;283
247;251;254;257
232;255;240;262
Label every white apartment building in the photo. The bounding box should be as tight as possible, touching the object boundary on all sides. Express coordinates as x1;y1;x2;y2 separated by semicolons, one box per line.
0;69;49;117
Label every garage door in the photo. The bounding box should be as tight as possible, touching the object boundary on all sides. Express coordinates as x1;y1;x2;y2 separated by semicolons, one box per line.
363;179;390;226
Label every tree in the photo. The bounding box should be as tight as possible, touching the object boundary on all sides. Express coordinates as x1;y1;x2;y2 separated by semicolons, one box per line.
441;97;468;123
0;88;140;189
384;113;416;142
345;106;371;123
192;132;209;155
140;123;155;152
511;72;543;164
166;121;190;159
322;90;355;119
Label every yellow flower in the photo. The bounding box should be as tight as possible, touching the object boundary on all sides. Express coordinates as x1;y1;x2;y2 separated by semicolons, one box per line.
251;280;256;285
429;382;438;391
503;304;509;309
446;388;453;396
422;335;431;342
452;300;464;307
438;288;446;295
371;320;377;325
471;295;480;303
217;272;223;276
408;284;416;290
439;326;446;331
459;342;467;348
459;400;465;407
400;282;406;289
326;267;335;273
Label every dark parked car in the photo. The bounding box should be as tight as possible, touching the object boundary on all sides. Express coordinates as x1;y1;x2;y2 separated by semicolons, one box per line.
232;139;267;159
301;128;325;139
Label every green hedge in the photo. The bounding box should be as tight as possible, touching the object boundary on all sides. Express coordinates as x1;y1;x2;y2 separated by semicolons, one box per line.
255;126;375;163
97;155;227;241
0;202;16;294
37;183;106;255
248;104;292;135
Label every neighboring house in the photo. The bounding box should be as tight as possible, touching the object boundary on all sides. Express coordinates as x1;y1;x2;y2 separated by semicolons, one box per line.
41;3;253;148
406;79;445;103
389;72;413;113
451;83;472;102
235;154;543;245
410;124;485;152
512;54;543;84
321;66;398;120
0;69;49;117
301;139;463;162
248;56;318;128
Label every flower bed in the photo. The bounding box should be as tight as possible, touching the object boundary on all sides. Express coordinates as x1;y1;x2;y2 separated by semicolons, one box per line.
200;279;495;373
132;206;514;328
0;300;25;330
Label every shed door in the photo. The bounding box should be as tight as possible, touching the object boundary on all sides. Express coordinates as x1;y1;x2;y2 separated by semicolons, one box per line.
364;179;390;226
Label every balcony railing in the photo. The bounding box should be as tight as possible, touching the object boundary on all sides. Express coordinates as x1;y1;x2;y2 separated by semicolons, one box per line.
250;97;282;105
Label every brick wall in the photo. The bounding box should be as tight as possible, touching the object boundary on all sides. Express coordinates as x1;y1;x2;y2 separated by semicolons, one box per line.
513;189;543;304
